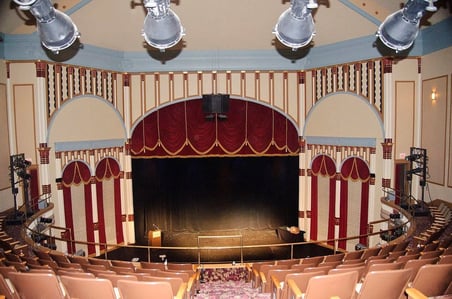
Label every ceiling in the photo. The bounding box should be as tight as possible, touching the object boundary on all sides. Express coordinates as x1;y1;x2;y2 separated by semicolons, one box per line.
0;0;451;53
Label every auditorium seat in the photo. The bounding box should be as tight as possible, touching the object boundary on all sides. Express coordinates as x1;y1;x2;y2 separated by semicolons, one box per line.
300;256;324;265
60;275;117;299
57;269;95;278
261;268;298;293
258;264;289;291
355;268;412;299
322;253;345;263
303;265;335;275
290;271;358;299
140;261;166;270
418;249;443;260
97;273;138;287
110;265;136;274
251;261;275;287
317;260;342;268
362;261;404;281
360;247;381;260
88;257;112;269
0;273;19;299
142;275;187;299
291;263;320;272
111;259;137;270
396;253;420;264
8;272;67;299
377;243;397;256
117;280;177;299
409;264;452;297
328;265;366;282
49;252;70;265
166;262;195;272
403;257;438;282
438;254;452;264
343;250;363;261
275;258;300;267
280;271;325;299
67;254;90;265
0;266;17;279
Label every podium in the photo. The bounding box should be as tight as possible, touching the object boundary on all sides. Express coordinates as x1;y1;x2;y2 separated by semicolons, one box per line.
148;230;161;247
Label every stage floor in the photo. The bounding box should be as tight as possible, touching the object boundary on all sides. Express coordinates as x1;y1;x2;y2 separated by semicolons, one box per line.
99;229;334;263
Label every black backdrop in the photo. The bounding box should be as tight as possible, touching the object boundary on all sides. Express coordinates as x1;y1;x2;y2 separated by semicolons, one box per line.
132;156;299;245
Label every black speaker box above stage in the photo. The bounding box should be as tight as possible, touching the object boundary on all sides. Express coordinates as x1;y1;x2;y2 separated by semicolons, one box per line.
202;94;230;114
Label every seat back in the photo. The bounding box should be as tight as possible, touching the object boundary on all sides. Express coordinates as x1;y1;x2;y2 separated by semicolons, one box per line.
303;265;334;274
140;261;166;270
300;256;324;265
0;273;19;299
328;265;366;281
265;268;298;293
8;272;67;299
357;268;412;299
166;263;195;272
411;264;452;297
57;269;95;278
322;253;345;263
304;271;358;299
117;280;173;299
403;257;437;281
97;273;138;287
362;261;403;280
0;266;17;279
154;269;190;282
281;271;324;299
142;275;184;297
60;275;116;299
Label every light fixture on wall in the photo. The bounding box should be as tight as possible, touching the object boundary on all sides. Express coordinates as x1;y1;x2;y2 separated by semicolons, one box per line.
431;89;437;102
142;0;185;51
376;0;437;53
12;0;80;54
273;0;318;51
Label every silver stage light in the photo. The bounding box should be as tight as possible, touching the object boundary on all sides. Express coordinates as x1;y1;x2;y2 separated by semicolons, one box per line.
273;0;318;51
377;0;437;53
142;0;185;51
12;0;80;54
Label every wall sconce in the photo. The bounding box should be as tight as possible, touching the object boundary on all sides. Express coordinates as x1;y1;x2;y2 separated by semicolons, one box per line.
273;0;318;51
431;89;437;102
142;0;185;51
377;0;437;53
12;0;80;54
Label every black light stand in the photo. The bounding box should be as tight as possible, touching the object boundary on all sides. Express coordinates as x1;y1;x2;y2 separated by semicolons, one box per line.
6;154;31;225
405;147;429;216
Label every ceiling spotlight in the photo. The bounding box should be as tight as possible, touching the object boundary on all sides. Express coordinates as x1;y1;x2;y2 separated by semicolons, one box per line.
142;0;185;51
377;0;437;53
273;0;318;51
12;0;80;54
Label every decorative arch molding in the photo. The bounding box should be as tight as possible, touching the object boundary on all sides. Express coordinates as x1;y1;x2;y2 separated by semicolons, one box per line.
130;98;301;157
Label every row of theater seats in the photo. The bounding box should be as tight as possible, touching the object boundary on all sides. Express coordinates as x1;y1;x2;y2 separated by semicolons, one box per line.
412;202;452;246
250;237;451;299
0;251;200;299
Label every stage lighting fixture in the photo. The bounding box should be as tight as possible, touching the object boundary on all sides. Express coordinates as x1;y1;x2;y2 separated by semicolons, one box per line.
273;0;318;51
142;0;185;51
12;0;80;54
377;0;437;53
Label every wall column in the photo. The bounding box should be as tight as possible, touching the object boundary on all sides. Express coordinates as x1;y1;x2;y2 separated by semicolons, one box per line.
381;58;394;191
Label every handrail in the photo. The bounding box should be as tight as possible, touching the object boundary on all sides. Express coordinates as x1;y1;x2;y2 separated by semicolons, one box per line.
197;234;243;264
21;197;417;264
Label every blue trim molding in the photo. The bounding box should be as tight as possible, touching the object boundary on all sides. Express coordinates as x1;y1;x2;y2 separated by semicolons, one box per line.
55;139;125;152
305;136;376;148
1;18;450;72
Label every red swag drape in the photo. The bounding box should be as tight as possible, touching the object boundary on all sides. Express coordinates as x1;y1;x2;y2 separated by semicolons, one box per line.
339;157;370;249
310;155;336;242
62;161;95;254
131;99;300;157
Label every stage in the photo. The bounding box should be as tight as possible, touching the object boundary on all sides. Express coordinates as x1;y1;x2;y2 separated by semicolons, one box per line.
99;229;334;263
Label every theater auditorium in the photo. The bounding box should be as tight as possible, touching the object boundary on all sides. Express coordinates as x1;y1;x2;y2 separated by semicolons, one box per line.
0;0;451;298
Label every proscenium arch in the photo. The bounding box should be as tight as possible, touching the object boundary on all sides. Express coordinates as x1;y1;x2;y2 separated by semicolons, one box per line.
130;96;302;138
302;92;384;139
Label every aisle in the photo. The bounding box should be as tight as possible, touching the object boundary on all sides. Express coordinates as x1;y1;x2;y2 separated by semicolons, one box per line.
194;265;271;299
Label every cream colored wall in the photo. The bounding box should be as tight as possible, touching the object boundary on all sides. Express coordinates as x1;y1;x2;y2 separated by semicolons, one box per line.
420;48;452;203
0;60;15;212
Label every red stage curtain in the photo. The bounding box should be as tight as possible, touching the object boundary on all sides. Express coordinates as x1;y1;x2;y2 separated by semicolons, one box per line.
131;99;300;157
310;155;336;242
95;158;124;245
62;161;95;254
339;157;370;249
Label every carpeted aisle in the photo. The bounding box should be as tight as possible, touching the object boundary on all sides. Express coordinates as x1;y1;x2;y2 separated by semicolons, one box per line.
195;266;271;299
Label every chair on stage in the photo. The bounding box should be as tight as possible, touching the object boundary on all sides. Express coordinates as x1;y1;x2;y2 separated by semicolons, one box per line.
8;272;67;299
279;271;324;299
408;264;452;297
117;280;177;299
60;275;117;299
289;271;358;299
355;268;412;299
